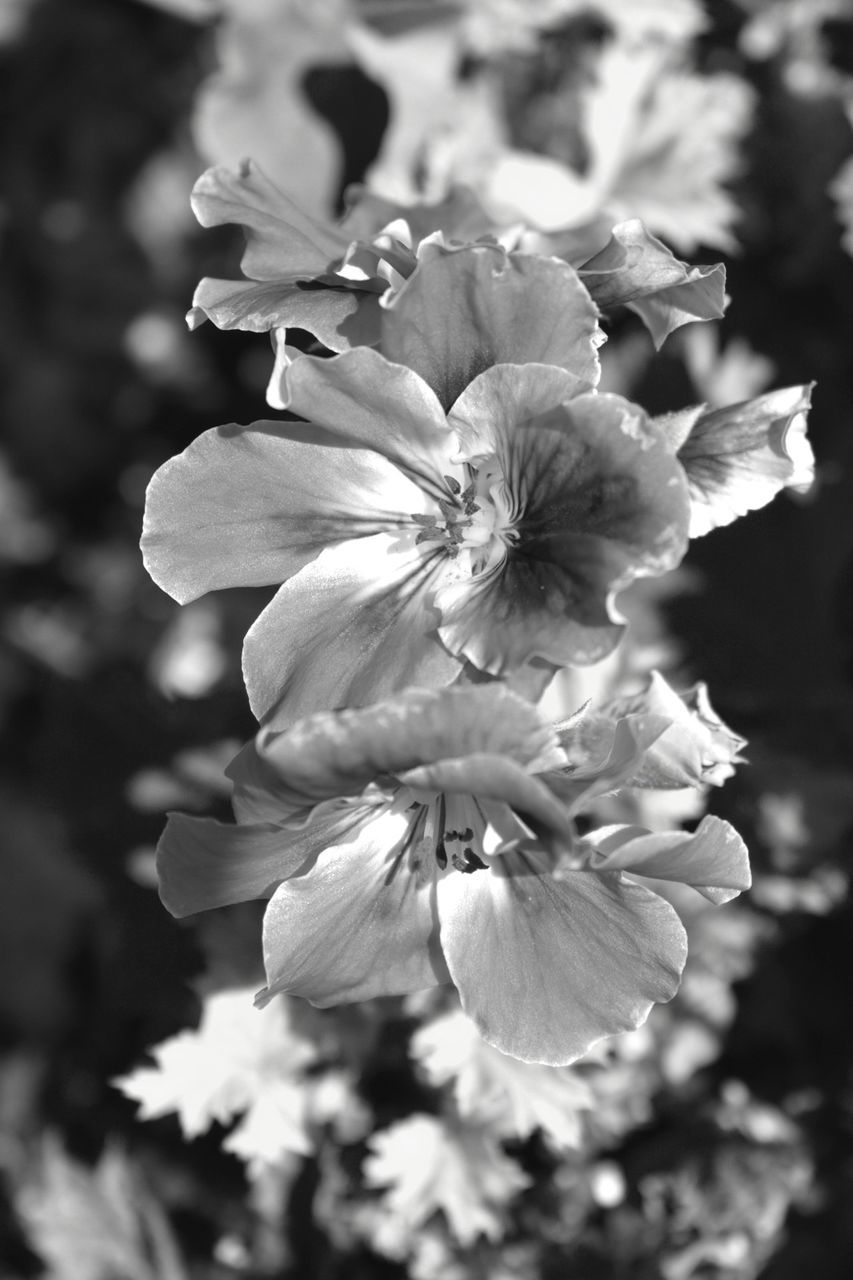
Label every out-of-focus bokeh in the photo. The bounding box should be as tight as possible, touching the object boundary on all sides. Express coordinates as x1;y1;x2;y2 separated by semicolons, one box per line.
2;1;853;1276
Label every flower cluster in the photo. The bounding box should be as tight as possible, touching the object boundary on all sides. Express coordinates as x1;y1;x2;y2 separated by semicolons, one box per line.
142;150;814;1068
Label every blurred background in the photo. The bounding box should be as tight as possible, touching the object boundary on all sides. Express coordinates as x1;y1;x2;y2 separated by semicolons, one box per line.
2;0;853;1276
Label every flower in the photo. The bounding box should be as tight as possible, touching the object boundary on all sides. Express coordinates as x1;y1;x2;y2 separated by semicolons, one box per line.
144;242;691;728
188;159;726;360
156;684;750;1064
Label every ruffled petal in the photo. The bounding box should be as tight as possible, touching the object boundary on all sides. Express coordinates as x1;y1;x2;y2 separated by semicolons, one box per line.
549;713;673;813
577;220;727;348
188;275;381;350
437;388;690;671
437;853;687;1064
587;815;751;905
155;810;354;917
276;347;454;494
259;808;448;1006
447;362;591;458
142;421;423;604
256;684;564;806
191;160;348;280
563;671;746;790
381;242;602;410
674;384;815;537
243;533;461;728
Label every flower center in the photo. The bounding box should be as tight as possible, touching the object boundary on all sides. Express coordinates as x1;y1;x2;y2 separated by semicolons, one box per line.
394;791;489;879
412;466;518;574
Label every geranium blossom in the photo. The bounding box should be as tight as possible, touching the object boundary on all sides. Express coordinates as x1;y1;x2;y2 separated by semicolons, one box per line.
155;685;750;1064
145;242;692;727
187;159;726;359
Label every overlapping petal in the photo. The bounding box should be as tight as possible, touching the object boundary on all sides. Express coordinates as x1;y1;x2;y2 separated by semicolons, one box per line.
190;276;380;348
255;684;565;807
586;814;751;905
276;346;454;492
242;533;460;727
559;670;746;790
141;419;427;604
259;808;448;1007
436;852;687;1065
156;805;366;918
576;220;727;348
381;242;603;409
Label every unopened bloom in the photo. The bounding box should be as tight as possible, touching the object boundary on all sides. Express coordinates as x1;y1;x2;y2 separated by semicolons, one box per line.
156;684;750;1064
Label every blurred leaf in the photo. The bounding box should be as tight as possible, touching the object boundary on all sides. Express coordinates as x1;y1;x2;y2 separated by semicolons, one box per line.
17;1137;187;1280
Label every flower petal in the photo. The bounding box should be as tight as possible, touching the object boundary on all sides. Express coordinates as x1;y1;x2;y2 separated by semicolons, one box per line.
674;384;815;537
276;347;454;493
578;220;727;348
437;388;690;671
437;853;687;1064
587;815;751;904
256;684;564;806
188;275;380;349
550;713;673;813
242;532;461;728
142;421;423;604
155;811;342;917
259;808;448;1006
447;361;590;457
382;242;602;410
565;671;746;790
396;755;572;853
191;161;348;280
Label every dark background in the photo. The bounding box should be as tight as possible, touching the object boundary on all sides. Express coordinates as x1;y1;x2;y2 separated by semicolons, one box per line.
2;1;853;1275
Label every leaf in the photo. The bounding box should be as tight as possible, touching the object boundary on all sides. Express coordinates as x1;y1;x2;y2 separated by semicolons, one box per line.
113;987;317;1164
411;1007;593;1150
17;1138;187;1280
363;1114;530;1247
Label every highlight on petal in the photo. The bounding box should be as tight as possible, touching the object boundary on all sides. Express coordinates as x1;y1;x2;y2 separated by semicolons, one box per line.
586;814;751;905
381;242;602;410
577;219;727;348
256;683;565;808
437;388;691;673
191;160;348;281
437;851;687;1064
242;533;461;729
259;808;448;1007
142;420;423;604
156;807;360;918
276;346;454;493
674;384;815;536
